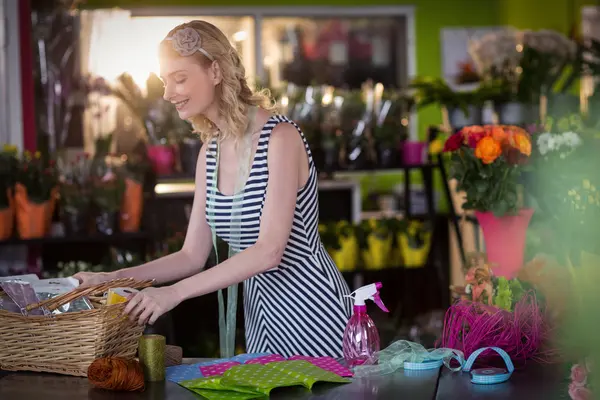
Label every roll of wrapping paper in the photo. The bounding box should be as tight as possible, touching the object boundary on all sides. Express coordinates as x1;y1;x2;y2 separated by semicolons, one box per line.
138;334;166;381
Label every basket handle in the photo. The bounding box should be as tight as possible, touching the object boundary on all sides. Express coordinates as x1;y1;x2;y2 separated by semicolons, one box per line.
25;278;154;312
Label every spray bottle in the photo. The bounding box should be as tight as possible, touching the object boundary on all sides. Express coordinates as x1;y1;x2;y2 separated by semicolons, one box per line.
342;282;389;367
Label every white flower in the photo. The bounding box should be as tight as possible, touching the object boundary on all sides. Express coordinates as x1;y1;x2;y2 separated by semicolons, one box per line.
560;131;582;149
465;284;472;294
537;132;556;155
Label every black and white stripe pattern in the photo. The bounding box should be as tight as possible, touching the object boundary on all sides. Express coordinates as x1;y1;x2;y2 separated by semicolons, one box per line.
206;115;352;357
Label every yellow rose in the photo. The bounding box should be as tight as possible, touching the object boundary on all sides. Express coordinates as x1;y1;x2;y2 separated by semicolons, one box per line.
474;136;502;164
509;131;531;156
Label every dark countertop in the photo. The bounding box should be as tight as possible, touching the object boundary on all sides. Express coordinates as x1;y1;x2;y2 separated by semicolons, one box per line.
0;358;439;400
0;359;567;400
436;362;567;400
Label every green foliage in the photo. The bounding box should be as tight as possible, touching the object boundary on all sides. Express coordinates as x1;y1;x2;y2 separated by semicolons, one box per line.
0;146;18;209
493;277;513;311
492;277;525;312
450;148;521;215
410;76;483;112
528;115;600;259
16;152;58;204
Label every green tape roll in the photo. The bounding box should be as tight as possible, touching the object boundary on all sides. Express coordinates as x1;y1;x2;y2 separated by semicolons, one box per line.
138;334;166;382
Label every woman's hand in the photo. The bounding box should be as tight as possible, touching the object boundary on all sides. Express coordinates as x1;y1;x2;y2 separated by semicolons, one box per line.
123;286;182;326
72;271;116;288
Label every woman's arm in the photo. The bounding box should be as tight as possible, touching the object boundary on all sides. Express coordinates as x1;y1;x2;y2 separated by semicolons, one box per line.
172;123;303;301
115;145;214;285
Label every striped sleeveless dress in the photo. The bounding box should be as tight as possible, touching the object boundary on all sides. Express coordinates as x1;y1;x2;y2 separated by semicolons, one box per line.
205;115;352;358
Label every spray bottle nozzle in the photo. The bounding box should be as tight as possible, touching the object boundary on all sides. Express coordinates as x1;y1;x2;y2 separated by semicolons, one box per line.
347;282;388;313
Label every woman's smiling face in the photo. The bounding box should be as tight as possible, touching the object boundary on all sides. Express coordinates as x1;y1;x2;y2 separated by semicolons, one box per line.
160;55;219;121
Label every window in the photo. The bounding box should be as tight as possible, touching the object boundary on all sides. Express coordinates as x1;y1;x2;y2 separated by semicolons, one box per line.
82;12;256;89
79;11;256;153
261;16;408;89
76;7;415;150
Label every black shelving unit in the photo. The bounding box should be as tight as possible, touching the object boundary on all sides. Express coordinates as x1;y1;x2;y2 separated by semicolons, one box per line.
0;231;149;246
0;232;151;274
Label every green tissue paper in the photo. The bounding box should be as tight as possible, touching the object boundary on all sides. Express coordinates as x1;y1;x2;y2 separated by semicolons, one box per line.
180;360;351;399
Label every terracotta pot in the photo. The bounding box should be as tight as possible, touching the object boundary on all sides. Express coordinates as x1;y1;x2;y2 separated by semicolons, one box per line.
119;178;143;232
14;184;57;239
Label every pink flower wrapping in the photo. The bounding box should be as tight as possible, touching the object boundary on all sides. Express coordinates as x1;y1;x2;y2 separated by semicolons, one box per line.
569;382;593;400
571;364;588;387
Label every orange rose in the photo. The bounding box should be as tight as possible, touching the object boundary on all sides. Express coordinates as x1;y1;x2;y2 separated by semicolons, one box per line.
491;126;508;143
475;136;502;164
509;130;532;156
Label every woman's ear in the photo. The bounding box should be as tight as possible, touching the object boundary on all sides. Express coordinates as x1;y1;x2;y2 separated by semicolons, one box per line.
209;61;222;86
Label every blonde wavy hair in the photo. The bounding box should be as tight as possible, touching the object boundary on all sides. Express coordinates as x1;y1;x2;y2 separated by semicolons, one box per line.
159;20;276;144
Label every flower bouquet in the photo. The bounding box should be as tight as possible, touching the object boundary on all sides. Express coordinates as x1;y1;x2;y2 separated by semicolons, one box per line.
440;253;551;365
444;124;533;278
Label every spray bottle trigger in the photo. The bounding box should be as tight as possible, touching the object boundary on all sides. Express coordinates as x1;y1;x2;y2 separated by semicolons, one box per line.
373;292;389;313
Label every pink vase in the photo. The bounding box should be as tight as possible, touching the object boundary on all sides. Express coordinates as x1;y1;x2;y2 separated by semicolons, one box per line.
147;145;175;176
475;208;534;278
402;141;427;165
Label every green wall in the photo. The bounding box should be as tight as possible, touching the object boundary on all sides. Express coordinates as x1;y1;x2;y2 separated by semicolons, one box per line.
499;0;596;33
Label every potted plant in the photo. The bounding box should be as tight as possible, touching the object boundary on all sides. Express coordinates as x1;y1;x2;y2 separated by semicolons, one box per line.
373;121;404;168
373;93;411;168
355;218;393;270
91;159;125;235
14;151;59;239
319;221;358;272
410;76;483;128
469;30;576;125
399;220;432;268
112;73;177;176
443;124;533;278
0;145;18;240
57;152;92;235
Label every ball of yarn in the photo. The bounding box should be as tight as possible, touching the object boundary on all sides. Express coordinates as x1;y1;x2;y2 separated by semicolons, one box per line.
87;357;145;392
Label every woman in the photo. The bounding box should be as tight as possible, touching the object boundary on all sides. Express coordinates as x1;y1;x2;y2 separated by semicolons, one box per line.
75;20;352;358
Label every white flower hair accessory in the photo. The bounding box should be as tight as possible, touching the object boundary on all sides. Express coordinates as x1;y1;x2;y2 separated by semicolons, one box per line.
165;27;214;61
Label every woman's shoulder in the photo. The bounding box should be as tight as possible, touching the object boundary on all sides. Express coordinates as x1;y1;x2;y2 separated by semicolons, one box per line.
267;113;301;129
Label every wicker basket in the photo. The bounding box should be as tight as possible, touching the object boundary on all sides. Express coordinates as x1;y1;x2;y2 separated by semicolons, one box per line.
0;278;153;377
